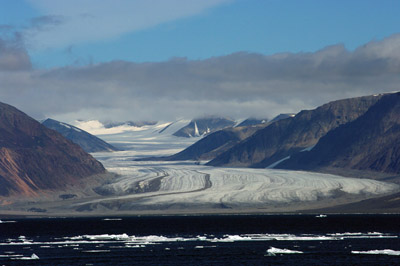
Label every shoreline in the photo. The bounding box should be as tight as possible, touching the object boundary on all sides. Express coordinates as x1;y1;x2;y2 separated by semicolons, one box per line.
1;211;400;220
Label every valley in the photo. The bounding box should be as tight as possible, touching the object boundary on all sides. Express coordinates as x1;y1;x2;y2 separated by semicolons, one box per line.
2;117;399;216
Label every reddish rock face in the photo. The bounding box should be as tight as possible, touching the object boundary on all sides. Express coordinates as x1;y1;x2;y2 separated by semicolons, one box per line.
0;102;105;197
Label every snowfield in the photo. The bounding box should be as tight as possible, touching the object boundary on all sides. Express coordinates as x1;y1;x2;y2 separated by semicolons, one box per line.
76;119;197;158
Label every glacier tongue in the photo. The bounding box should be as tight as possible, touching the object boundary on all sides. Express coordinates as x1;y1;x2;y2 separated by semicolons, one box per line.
86;158;399;209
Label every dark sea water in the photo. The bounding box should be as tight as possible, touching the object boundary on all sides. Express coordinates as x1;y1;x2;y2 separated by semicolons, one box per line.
0;214;399;265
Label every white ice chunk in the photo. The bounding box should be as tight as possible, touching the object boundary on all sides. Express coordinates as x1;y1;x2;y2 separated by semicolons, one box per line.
16;253;39;260
352;249;400;256
267;247;303;256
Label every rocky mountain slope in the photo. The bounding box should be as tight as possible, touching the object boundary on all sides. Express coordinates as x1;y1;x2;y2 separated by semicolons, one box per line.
207;95;383;168
0;102;106;197
149;114;288;162
173;117;236;138
269;113;295;123
279;92;400;174
42;118;119;152
236;118;268;127
154;124;265;161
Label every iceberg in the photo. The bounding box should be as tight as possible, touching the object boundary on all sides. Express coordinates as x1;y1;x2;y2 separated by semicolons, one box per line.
267;247;303;256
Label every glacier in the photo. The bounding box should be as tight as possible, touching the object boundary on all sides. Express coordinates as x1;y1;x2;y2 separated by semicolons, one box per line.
81;159;398;210
67;120;400;212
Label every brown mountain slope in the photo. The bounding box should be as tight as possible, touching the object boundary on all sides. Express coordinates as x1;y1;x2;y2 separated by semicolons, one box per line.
207;94;383;168
279;92;400;174
0;102;105;197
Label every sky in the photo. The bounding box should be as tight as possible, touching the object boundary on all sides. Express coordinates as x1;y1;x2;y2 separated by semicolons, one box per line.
1;0;400;123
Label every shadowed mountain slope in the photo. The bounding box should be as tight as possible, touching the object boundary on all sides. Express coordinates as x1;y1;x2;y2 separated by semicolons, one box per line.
135;124;264;162
236;118;268;127
207;94;383;168
42;118;119;152
269;113;295;123
0;102;105;197
167;125;264;161
279;92;400;174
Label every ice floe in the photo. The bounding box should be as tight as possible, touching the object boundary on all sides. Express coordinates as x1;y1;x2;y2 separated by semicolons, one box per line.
82;250;110;253
267;247;303;256
352;249;400;256
64;232;397;244
0;232;396;249
0;220;16;223
14;253;39;260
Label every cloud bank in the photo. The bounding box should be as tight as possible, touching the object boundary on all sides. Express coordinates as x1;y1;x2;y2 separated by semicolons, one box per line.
0;34;400;122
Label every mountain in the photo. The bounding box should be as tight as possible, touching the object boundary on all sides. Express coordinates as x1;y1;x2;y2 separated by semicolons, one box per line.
159;115;291;162
149;124;265;161
207;95;383;168
103;120;157;128
236;118;268;127
279;92;400;174
42;118;119;152
0;102;105;197
269;113;295;123
173;117;236;138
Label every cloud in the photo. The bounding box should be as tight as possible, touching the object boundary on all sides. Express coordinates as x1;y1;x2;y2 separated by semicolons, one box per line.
0;34;400;122
0;35;32;71
24;0;231;50
29;15;65;30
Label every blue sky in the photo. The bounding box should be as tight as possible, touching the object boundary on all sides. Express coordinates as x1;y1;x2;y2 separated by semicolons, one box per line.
1;0;400;122
1;0;400;68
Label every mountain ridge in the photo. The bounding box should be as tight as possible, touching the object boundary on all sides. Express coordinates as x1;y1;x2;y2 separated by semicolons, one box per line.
0;102;106;197
173;116;236;138
42;118;119;152
207;94;384;168
136;114;293;162
279;92;400;174
139;124;265;162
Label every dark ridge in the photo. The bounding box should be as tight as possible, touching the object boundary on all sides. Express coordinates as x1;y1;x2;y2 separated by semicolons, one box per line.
42;118;120;152
207;94;383;168
236;118;268;127
279;92;400;174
